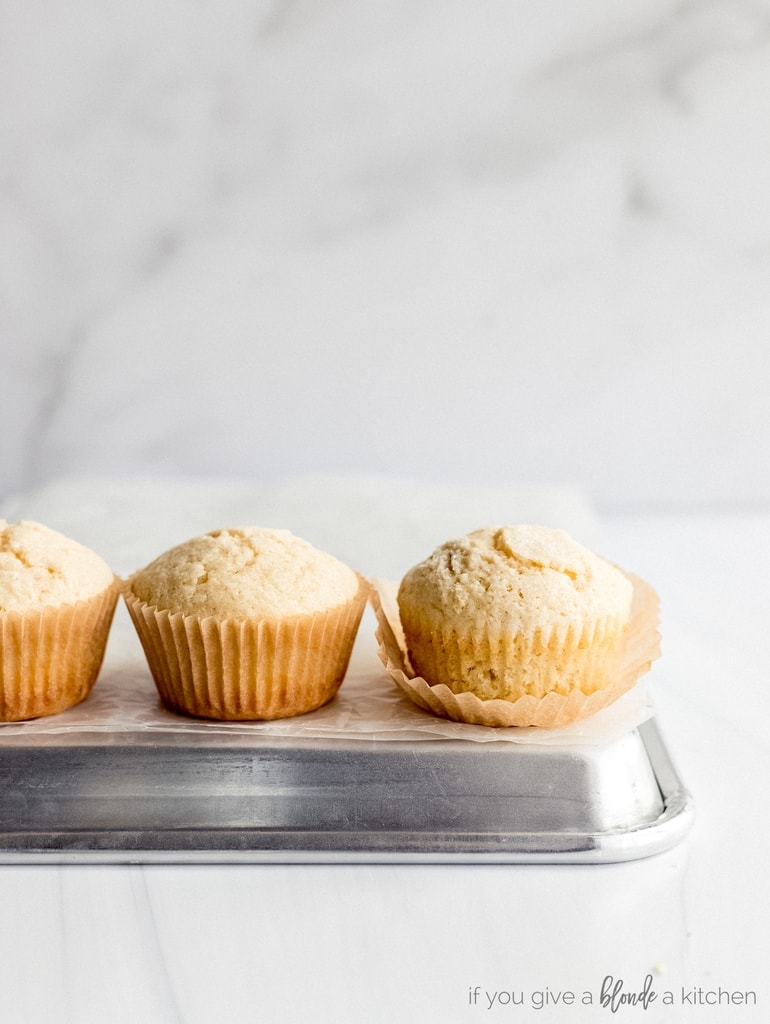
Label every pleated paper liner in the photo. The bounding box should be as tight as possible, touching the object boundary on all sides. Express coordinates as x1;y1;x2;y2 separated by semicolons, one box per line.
0;579;120;722
371;572;660;728
123;578;369;721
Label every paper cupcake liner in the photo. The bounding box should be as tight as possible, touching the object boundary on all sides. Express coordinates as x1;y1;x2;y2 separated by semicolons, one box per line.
372;572;660;728
399;609;627;702
123;580;369;721
0;580;120;722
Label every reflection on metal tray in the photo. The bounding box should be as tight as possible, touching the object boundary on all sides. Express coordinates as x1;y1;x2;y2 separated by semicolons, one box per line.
0;718;693;864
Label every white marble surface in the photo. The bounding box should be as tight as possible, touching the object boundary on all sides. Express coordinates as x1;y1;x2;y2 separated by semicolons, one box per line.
2;1;769;1015
0;478;768;1023
2;1;770;510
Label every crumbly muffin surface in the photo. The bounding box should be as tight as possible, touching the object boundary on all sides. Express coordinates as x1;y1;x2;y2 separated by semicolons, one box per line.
0;520;114;612
398;525;632;641
130;527;360;618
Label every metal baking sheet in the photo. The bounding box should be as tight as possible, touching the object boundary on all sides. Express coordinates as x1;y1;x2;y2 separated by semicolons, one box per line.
0;717;693;864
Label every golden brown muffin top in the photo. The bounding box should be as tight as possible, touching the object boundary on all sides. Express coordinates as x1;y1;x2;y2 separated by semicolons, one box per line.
398;524;632;639
130;526;360;618
0;520;114;612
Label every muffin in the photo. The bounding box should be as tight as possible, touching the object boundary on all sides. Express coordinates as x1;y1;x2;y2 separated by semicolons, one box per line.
381;524;657;728
124;526;368;721
0;520;119;721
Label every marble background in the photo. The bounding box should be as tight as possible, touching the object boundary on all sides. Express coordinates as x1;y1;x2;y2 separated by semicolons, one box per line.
2;0;770;510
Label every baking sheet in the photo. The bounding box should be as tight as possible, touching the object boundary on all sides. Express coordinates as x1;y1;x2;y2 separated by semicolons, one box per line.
0;608;693;864
0;719;692;864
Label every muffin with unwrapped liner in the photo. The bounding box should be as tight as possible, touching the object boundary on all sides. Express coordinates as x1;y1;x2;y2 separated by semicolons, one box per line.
0;520;119;721
124;526;368;721
374;524;660;728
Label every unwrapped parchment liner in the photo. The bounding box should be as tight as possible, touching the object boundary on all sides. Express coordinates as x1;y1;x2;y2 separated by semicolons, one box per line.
0;580;120;722
123;580;369;721
372;572;661;728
